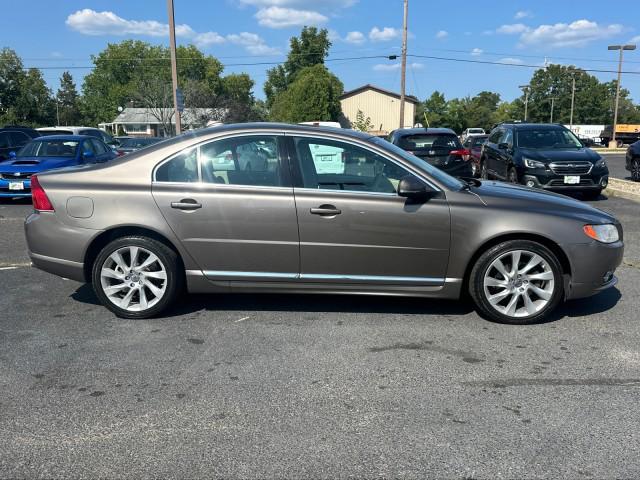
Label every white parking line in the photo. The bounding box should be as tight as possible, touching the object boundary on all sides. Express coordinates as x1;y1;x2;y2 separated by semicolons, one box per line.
0;266;18;271
235;316;250;323
0;263;31;271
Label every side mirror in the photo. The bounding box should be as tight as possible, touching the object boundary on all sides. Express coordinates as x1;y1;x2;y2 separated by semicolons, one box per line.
8;151;17;159
398;176;435;201
82;150;95;162
498;142;509;150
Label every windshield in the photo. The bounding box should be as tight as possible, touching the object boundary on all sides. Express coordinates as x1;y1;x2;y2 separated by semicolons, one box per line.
516;128;582;149
18;140;79;157
372;137;464;190
398;134;462;152
119;138;160;148
468;129;484;134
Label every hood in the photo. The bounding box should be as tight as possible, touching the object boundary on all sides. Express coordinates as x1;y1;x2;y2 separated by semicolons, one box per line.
518;147;600;163
0;156;78;173
471;180;616;224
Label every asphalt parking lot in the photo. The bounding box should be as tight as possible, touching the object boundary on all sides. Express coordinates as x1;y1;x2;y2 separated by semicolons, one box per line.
1;193;640;478
601;152;628;180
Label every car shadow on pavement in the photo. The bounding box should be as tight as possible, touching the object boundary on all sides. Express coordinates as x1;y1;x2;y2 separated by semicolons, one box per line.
544;287;622;323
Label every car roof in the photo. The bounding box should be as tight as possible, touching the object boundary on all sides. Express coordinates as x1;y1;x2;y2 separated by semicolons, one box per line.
498;123;566;130
33;135;92;141
179;122;376;141
37;126;99;130
390;127;457;136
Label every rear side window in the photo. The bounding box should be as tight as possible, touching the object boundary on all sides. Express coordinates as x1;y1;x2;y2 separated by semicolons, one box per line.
398;134;461;151
8;131;30;147
155;148;199;183
0;132;10;149
91;139;108;155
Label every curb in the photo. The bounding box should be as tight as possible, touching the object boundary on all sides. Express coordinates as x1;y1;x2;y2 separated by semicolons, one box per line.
594;149;627;154
605;178;640;202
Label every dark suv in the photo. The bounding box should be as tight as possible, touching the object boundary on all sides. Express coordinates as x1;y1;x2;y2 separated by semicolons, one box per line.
481;123;608;199
388;128;472;177
0;126;41;160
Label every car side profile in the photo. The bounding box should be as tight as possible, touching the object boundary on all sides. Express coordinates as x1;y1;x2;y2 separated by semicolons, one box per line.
462;134;488;178
481;123;609;199
25;124;623;324
0;135;116;198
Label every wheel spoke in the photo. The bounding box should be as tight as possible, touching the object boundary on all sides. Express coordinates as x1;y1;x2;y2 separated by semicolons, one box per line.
527;270;554;282
119;288;136;309
143;270;167;280
129;246;139;269
110;251;128;272
522;290;537;315
529;284;552;300
504;292;520;316
519;254;543;275
101;268;124;281
488;289;511;305
137;253;159;270
144;279;164;298
139;287;149;310
104;282;128;294
510;250;521;276
492;258;510;279
485;277;508;287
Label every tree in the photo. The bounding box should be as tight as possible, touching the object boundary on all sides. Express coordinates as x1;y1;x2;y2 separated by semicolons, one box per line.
466;91;501;131
133;76;175;136
0;48;26;123
416;91;446;127
264;26;331;107
13;69;55;126
352;109;373;131
57;71;81;126
269;64;343;123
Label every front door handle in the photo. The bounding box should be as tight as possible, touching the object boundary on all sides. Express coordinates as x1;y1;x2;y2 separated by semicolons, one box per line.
171;199;202;210
310;204;341;216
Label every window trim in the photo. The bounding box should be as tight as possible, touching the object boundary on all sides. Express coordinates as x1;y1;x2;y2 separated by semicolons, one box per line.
152;132;288;188
285;133;441;195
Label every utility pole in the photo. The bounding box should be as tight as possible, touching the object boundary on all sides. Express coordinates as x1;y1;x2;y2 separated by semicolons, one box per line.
550;97;556;123
519;85;529;121
398;0;408;129
607;44;636;148
56;99;60;126
167;0;181;135
569;73;576;130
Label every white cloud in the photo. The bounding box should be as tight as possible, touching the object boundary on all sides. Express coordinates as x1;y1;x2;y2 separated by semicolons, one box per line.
255;6;327;28
239;0;357;7
373;62;423;71
435;30;448;39
470;48;483;56
369;27;401;42
227;32;280;55
628;35;640;43
515;10;532;19
499;57;524;65
345;31;366;44
66;9;278;54
496;23;530;35
520;19;624;48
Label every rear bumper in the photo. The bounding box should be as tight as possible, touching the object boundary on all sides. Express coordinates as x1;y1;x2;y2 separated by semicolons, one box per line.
25;211;100;282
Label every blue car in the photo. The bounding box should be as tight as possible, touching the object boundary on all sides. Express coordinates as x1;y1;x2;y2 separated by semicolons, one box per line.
0;135;116;198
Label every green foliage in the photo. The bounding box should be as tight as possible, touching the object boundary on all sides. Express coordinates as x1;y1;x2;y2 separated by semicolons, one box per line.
264;26;331;108
57;71;81;126
352;109;373;131
269;64;343;123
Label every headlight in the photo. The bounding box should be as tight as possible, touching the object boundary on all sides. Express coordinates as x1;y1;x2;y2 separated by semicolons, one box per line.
524;157;546;169
583;224;619;243
595;157;607;168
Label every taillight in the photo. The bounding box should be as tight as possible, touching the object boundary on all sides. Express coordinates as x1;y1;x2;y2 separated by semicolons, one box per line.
116;150;125;157
450;149;471;160
30;175;54;212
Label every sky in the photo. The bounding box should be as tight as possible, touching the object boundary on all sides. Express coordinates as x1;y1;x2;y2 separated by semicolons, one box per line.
1;0;639;105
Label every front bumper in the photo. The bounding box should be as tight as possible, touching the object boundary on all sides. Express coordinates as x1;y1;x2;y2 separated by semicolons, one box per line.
0;178;32;197
522;168;609;191
564;239;624;300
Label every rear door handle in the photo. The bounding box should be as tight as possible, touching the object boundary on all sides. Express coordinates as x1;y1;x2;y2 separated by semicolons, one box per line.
310;204;341;216
171;199;202;210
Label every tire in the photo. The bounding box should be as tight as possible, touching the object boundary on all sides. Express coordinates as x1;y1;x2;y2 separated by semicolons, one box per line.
631;158;640;182
582;189;602;200
470;162;478;178
469;240;564;325
91;236;182;319
507;166;518;184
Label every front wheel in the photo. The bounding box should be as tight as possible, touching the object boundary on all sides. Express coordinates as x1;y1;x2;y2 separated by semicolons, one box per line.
507;166;518;184
480;161;489;179
92;236;182;319
469;240;564;324
631;158;640;182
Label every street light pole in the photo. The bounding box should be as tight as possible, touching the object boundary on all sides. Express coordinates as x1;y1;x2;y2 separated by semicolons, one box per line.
398;0;409;129
167;0;182;136
518;85;529;121
550;97;556;123
569;73;576;130
608;44;636;148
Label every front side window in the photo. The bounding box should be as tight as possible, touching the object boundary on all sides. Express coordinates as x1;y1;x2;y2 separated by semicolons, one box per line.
155;147;199;183
488;129;503;144
200;136;281;187
293;137;413;194
501;129;514;146
91;139;108;155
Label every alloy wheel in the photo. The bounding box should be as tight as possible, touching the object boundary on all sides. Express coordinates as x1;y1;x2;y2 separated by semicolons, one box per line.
482;249;555;318
100;246;168;312
632;159;640;182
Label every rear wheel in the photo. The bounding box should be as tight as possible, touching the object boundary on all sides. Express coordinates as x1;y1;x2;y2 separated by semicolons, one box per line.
631;158;640;182
92;236;182;319
469;240;564;324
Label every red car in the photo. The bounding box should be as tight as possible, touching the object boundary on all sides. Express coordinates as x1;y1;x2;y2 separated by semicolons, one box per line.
462;134;489;178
